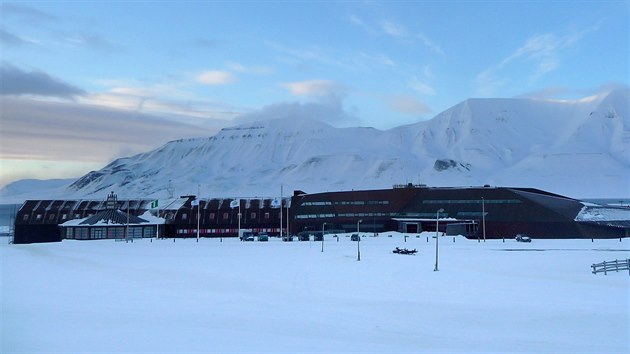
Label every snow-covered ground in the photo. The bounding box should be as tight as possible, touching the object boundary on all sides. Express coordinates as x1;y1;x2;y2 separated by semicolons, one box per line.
2;233;629;353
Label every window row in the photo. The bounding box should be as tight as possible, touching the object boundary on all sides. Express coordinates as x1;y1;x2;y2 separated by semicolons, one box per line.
422;199;521;204
295;212;396;219
64;226;156;240
180;212;272;220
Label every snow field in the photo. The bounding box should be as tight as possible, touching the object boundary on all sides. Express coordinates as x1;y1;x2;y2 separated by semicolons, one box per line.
1;234;629;353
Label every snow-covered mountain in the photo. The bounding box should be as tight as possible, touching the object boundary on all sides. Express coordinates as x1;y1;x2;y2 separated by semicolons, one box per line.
2;90;628;202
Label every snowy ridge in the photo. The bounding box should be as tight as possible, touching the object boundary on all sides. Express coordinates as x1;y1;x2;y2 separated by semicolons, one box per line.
1;90;628;202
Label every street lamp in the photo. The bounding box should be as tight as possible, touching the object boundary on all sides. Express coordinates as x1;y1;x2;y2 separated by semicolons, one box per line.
434;208;444;271
321;222;326;252
180;195;197;242
482;197;486;242
357;219;363;261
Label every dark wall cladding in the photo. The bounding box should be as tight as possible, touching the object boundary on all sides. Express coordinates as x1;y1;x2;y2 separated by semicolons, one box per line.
11;186;630;243
290;186;627;239
13;197;291;244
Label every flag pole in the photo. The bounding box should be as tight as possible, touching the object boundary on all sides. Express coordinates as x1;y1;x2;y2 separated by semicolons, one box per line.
238;201;241;238
126;199;130;242
196;185;200;243
156;202;160;239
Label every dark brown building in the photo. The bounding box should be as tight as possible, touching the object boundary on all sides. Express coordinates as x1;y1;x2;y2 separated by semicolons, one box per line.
11;185;630;244
290;184;630;239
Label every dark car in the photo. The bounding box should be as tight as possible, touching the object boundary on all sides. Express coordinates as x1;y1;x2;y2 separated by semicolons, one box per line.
515;234;532;242
258;232;269;242
351;233;360;241
240;231;255;241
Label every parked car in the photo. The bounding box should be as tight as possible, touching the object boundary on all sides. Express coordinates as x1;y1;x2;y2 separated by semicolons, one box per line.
257;232;269;242
240;231;255;241
313;234;323;241
515;234;532;242
282;235;294;242
351;233;360;241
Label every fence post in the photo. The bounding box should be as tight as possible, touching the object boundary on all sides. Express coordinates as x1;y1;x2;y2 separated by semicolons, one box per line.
604;261;607;275
615;259;619;272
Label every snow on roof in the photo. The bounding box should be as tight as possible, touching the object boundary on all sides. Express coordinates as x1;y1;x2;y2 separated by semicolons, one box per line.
60;209;164;227
575;205;630;222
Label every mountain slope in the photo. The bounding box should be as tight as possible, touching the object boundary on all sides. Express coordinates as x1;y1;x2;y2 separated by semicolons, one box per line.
2;90;628;202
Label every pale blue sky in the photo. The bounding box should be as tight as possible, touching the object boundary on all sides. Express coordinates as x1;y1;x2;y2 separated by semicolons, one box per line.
0;0;628;187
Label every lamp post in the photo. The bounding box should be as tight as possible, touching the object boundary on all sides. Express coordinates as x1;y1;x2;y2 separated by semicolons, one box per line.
321;222;326;252
357;219;363;261
180;195;196;242
482;197;486;242
434;208;444;271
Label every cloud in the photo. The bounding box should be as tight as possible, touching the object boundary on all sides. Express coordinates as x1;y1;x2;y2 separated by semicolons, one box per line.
409;78;436;96
416;33;445;56
0;28;28;46
226;62;272;75
63;32;118;51
516;86;570;99
83;75;246;124
349;15;444;55
0;63;86;98
0;96;220;166
283;80;346;97
1;3;58;22
516;82;629;100
380;20;407;37
476;26;600;96
386;95;432;116
0;96;229;186
232;96;357;126
196;70;236;85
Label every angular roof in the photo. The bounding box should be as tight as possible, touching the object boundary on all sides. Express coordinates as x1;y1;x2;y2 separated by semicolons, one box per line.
79;209;149;226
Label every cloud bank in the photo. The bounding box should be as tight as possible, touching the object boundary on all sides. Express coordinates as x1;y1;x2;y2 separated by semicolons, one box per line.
0;63;86;98
232;96;357;127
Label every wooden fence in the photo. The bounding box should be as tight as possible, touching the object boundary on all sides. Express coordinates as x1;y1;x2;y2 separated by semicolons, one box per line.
591;259;630;275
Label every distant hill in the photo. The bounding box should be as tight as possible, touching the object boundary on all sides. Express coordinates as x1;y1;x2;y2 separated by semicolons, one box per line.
2;90;628;203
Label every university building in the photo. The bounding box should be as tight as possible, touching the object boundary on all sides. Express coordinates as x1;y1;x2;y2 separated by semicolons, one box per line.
11;185;630;244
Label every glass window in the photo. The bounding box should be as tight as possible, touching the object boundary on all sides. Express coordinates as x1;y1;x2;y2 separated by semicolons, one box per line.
92;228;103;239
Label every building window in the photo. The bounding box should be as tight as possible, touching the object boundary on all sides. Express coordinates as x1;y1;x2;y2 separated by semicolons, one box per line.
251;212;257;219
92;228;103;239
36;214;42;220
22;214;29;221
223;213;229;220
265;212;270;220
209;213;215;220
143;227;156;238
182;213;188;220
48;214;56;221
61;214;67;220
